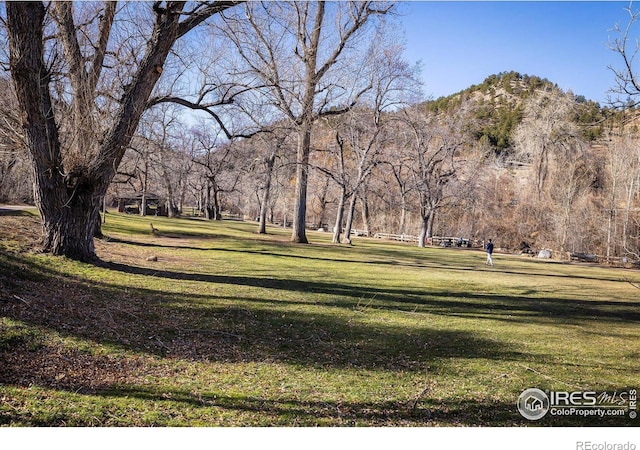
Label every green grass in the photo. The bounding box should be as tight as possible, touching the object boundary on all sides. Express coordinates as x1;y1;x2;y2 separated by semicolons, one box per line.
1;211;639;426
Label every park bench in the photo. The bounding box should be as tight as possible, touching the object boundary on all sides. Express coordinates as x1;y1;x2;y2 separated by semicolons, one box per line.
570;252;599;263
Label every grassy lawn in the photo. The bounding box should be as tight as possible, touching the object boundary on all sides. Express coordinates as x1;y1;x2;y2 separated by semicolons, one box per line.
1;210;639;426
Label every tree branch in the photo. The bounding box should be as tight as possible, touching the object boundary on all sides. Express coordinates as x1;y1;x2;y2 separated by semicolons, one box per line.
177;1;244;39
147;96;261;140
88;1;117;94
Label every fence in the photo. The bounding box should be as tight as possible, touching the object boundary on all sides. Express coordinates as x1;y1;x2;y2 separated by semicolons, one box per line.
373;233;419;243
373;234;483;248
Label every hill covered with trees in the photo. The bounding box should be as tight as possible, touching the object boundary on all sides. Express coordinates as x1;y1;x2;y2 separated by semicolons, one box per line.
425;71;608;152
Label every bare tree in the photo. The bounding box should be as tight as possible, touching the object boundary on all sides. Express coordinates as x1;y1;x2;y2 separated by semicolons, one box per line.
607;4;640;261
549;150;593;257
340;33;420;244
308;154;335;231
139;106;194;217
191;127;246;220
399;107;466;247
252;131;291;234
606;132;640;260
321;109;388;244
609;4;640;107
127;137;153;216
381;144;414;235
311;26;420;244
320;128;352;244
220;1;394;243
513;88;581;199
4;1;242;261
0;75;31;203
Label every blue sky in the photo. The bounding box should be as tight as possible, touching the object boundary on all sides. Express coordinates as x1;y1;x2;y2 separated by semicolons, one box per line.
400;1;633;104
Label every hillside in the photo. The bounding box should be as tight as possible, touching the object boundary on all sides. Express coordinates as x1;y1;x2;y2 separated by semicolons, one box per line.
423;71;609;153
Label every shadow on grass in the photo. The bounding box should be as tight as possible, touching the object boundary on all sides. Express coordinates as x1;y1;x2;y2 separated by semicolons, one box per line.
0;209;33;217
0;248;530;426
2;243;639;426
99;260;640;325
0;353;514;426
116;386;635;426
2;245;638;370
103;234;638;286
0;250;634;418
2;372;632;426
0;249;519;370
76;385;530;426
1;245;638;370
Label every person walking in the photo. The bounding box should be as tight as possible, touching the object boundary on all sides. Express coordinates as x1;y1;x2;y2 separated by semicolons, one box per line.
485;239;494;266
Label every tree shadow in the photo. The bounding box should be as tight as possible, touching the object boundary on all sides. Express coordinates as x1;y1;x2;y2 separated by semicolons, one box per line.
101;234;640;285
1;369;632;426
0;209;33;217
71;385;530;426
100;385;629;426
100;236;413;266
1;248;522;371
2;242;636;370
1;246;638;426
98;260;640;326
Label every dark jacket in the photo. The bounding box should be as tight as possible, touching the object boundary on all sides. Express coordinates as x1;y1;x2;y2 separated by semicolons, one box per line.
486;242;494;254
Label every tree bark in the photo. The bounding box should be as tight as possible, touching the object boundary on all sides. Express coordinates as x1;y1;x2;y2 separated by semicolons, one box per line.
292;125;312;242
418;207;436;248
359;191;370;236
398;195;408;235
291;2;324;244
426;208;436;241
343;192;358;245
7;2;100;260
258;149;277;234
418;217;428;248
7;1;240;261
212;185;222;220
332;186;346;244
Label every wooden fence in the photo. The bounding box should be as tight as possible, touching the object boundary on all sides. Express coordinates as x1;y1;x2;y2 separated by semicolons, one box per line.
373;233;483;248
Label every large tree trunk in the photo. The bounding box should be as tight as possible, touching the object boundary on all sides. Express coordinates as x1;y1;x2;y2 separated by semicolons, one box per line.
398;195;407;235
212;186;223;221
205;183;214;220
291;126;311;243
7;1;239;261
204;183;222;220
418;216;429;248
39;187;105;261
140;192;147;217
418;208;436;248
166;183;178;218
426;208;436;245
290;2;324;244
6;2;102;261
